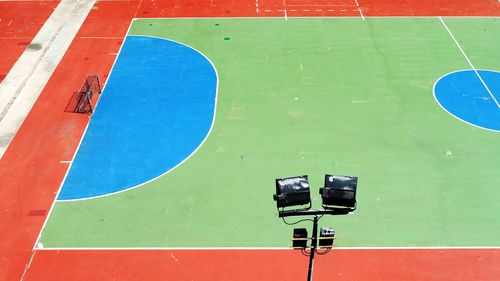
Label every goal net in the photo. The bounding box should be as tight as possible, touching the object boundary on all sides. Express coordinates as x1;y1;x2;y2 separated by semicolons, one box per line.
65;75;102;114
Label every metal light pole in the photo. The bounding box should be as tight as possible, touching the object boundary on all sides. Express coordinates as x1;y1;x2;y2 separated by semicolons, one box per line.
307;215;319;281
278;208;353;281
273;174;358;281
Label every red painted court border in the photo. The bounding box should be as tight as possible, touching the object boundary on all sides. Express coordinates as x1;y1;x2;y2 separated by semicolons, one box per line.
133;0;500;17
23;248;500;281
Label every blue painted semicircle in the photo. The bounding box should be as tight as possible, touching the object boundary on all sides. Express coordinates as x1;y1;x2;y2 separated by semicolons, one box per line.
434;70;500;131
58;36;217;201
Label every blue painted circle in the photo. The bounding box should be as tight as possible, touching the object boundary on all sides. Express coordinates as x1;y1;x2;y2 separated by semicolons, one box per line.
434;70;500;131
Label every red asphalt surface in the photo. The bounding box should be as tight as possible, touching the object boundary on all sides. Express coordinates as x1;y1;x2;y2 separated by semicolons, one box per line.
1;0;500;280
22;249;500;281
0;1;59;83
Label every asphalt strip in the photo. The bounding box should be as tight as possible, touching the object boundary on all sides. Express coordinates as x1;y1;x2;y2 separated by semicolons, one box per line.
0;0;96;159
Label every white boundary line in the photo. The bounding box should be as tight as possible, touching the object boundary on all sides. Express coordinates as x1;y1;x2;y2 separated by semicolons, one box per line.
32;20;136;251
438;17;500;109
35;246;500;251
260;8;362;14
354;0;364;20
432;69;500;133
19;249;37;281
283;0;288;21
37;247;290;251
56;33;220;202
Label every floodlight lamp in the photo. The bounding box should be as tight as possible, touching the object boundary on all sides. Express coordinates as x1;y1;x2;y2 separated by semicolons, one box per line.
320;174;357;209
318;227;335;248
292;228;308;249
273;175;311;209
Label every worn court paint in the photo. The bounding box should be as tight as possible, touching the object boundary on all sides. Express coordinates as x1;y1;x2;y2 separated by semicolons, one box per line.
57;35;217;200
0;0;96;159
434;70;500;131
40;18;500;247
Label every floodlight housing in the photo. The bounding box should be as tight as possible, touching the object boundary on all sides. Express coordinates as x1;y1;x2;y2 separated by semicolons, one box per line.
320;174;357;208
292;228;308;249
273;175;311;208
318;227;335;248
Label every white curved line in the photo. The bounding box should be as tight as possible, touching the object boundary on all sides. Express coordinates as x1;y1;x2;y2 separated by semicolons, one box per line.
33;21;136;251
58;35;220;202
432;69;500;133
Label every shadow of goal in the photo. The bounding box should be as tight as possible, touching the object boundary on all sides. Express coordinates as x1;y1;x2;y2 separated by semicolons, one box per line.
65;75;102;114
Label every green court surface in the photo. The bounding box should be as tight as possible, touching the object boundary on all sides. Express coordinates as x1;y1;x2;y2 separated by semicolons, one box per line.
40;18;500;248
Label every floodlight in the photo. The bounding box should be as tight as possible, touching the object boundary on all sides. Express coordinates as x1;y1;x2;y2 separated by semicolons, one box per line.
318;227;335;248
273;175;311;208
292;228;308;249
320;174;357;208
273;173;359;281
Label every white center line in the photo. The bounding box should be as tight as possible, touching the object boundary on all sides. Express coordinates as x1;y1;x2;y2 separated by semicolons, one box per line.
439;17;500;109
